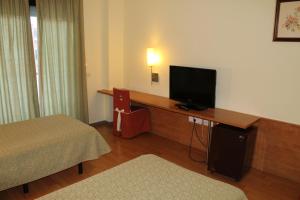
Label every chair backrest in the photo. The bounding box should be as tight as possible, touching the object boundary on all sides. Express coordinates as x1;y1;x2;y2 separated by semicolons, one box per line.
113;88;131;113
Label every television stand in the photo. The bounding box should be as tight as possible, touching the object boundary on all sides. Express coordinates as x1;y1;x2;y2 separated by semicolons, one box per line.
175;103;208;111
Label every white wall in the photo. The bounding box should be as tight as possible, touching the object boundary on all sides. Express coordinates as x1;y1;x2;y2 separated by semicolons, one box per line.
83;0;126;123
122;0;300;125
102;0;126;122
108;0;125;89
83;0;111;123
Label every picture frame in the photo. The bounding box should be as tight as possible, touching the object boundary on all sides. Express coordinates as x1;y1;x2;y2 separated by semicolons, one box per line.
273;0;300;42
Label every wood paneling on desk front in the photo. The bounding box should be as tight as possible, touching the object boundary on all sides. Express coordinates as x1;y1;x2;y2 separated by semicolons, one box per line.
98;89;300;184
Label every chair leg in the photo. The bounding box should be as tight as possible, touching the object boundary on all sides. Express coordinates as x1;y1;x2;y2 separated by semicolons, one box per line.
23;184;29;193
78;162;83;174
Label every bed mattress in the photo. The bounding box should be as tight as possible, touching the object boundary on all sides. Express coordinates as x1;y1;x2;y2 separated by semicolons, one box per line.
0;115;111;191
38;154;247;200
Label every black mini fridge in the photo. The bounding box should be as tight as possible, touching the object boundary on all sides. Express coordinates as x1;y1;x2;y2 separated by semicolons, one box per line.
208;124;257;181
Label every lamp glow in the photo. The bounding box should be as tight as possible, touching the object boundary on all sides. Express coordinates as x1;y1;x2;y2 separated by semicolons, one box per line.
147;48;159;66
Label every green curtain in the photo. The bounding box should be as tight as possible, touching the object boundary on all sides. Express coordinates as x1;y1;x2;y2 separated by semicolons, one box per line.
36;0;88;122
0;0;39;124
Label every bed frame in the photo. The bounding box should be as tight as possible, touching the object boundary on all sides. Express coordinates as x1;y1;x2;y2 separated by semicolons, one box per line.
22;163;83;193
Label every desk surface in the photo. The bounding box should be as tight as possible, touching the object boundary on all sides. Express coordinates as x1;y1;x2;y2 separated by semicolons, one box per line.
98;89;260;129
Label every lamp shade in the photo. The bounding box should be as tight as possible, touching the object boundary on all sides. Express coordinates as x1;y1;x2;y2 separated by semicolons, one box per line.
147;48;159;66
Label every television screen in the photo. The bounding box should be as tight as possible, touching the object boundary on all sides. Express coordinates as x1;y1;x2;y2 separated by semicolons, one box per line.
169;65;216;109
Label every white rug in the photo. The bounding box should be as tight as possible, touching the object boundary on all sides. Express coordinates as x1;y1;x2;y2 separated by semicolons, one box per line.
38;154;247;200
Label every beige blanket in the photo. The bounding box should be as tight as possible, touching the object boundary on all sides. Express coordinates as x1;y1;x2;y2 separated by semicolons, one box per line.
0;115;111;191
38;154;247;200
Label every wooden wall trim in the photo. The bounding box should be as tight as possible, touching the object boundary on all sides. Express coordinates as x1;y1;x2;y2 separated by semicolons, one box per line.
252;118;300;183
147;106;300;184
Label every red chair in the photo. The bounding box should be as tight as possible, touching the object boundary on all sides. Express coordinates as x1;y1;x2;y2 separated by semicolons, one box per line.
113;88;151;138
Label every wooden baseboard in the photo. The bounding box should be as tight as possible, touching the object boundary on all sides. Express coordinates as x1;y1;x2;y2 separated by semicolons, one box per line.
89;121;113;128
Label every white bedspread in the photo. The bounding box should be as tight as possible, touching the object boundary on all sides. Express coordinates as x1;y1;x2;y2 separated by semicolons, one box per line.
38;154;247;200
0;115;111;191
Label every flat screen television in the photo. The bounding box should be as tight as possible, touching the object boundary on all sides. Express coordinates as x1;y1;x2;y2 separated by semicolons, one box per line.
169;65;216;110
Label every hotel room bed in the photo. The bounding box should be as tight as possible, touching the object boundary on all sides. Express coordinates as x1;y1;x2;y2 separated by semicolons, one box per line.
0;115;111;192
37;154;247;200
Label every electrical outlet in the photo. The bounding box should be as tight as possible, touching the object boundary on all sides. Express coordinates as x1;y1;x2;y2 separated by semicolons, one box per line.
203;120;209;126
188;116;208;126
188;116;202;124
188;116;200;124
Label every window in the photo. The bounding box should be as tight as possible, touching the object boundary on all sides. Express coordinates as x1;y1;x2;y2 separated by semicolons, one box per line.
30;6;40;99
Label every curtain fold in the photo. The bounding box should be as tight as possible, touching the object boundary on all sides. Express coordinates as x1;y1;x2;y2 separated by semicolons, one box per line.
0;0;39;124
36;0;88;122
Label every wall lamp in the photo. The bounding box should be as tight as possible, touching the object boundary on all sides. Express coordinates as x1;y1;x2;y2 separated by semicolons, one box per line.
147;48;160;84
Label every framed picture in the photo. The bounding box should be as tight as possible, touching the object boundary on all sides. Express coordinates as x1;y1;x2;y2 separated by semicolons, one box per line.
273;0;300;42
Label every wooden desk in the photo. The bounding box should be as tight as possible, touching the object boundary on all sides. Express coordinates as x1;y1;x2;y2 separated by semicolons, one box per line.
99;89;260;166
98;89;260;129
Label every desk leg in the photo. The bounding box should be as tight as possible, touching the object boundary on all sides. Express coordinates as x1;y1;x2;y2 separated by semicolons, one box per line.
207;121;213;170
